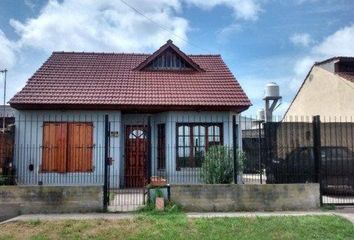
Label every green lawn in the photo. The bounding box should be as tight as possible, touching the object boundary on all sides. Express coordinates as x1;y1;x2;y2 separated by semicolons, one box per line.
0;214;353;240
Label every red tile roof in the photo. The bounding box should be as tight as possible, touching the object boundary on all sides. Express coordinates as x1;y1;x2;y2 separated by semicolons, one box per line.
10;43;251;112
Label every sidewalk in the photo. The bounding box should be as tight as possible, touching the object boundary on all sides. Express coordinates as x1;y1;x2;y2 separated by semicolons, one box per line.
1;210;354;225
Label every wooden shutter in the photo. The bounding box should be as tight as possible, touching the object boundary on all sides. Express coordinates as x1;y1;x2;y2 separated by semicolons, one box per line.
42;123;67;172
67;123;93;172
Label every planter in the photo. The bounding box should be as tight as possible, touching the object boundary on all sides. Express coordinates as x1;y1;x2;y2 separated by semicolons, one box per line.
150;176;167;187
155;197;164;210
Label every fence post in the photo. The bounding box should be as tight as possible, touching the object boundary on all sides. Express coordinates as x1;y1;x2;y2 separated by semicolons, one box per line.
103;114;110;211
232;115;238;184
258;121;263;184
312;115;322;205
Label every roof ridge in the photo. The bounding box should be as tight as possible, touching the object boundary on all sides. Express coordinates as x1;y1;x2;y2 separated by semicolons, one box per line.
52;52;221;57
189;54;221;57
52;51;150;56
314;56;354;65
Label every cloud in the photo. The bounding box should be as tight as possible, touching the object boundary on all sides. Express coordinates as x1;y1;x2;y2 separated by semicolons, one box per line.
313;25;354;56
290;24;354;91
3;0;264;103
9;0;264;54
0;30;16;69
294;0;319;4
217;23;242;43
244;24;354;116
195;0;262;42
24;0;36;11
10;0;189;53
185;0;261;21
290;33;314;47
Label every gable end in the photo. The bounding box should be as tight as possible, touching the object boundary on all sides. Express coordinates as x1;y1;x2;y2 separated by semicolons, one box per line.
134;40;204;72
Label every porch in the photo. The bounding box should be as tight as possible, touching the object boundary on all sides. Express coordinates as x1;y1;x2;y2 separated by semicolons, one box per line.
113;112;237;189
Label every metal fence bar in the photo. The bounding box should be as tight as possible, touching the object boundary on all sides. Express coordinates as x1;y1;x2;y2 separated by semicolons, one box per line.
232;115;238;184
103;114;110;211
1;113;354;208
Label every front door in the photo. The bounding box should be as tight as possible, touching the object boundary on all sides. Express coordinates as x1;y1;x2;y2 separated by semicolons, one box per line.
124;125;148;188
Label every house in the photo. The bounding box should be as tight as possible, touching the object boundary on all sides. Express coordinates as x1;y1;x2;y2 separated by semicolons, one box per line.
0;105;15;129
9;40;251;187
0;105;15;176
284;57;354;120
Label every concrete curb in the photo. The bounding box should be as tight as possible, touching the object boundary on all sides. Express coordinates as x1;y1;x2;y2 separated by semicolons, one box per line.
0;213;136;225
1;211;353;225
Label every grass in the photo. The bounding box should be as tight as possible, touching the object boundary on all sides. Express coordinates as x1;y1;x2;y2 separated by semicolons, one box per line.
137;200;182;214
0;214;353;240
321;204;336;211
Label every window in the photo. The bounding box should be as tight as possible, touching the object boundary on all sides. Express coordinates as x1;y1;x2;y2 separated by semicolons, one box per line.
147;49;192;70
42;122;94;173
157;124;166;170
176;123;223;169
129;129;145;139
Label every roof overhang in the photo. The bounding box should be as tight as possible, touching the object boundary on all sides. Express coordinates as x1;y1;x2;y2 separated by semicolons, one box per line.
10;103;250;114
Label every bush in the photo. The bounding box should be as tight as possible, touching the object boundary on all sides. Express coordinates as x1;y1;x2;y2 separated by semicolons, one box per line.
0;175;15;185
237;150;246;174
201;145;234;184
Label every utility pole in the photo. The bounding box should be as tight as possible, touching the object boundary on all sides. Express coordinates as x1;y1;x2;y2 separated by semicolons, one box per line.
0;69;7;132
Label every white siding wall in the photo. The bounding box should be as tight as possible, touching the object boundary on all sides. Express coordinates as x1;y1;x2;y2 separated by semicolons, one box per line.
163;111;239;183
14;110;121;186
14;110;241;186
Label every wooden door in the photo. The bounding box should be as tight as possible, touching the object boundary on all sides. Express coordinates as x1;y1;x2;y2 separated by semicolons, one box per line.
125;125;148;188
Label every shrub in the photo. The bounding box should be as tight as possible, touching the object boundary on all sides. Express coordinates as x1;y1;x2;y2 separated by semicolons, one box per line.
0;175;15;185
201;146;247;184
201;145;234;184
155;188;164;198
237;150;247;174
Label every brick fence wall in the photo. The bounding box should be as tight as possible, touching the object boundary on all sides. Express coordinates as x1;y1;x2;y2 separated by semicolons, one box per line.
0;186;103;221
171;184;320;211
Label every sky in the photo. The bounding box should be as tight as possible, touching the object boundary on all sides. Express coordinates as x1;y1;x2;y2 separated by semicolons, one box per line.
0;0;354;116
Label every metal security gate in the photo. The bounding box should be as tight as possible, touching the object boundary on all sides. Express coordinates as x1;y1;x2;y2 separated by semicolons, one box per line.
244;116;354;206
103;115;148;212
319;120;354;205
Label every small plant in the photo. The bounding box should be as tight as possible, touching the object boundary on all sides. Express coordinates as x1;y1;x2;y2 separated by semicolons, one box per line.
155;188;164;198
138;200;182;214
28;219;41;226
201;145;234;184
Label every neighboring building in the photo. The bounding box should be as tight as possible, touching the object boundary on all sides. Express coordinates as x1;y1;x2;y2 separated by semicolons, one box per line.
0;105;15;129
9;40;251;186
285;57;354;120
0;105;15;176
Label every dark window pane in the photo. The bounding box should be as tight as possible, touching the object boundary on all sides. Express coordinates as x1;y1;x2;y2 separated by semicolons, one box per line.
157;124;165;170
